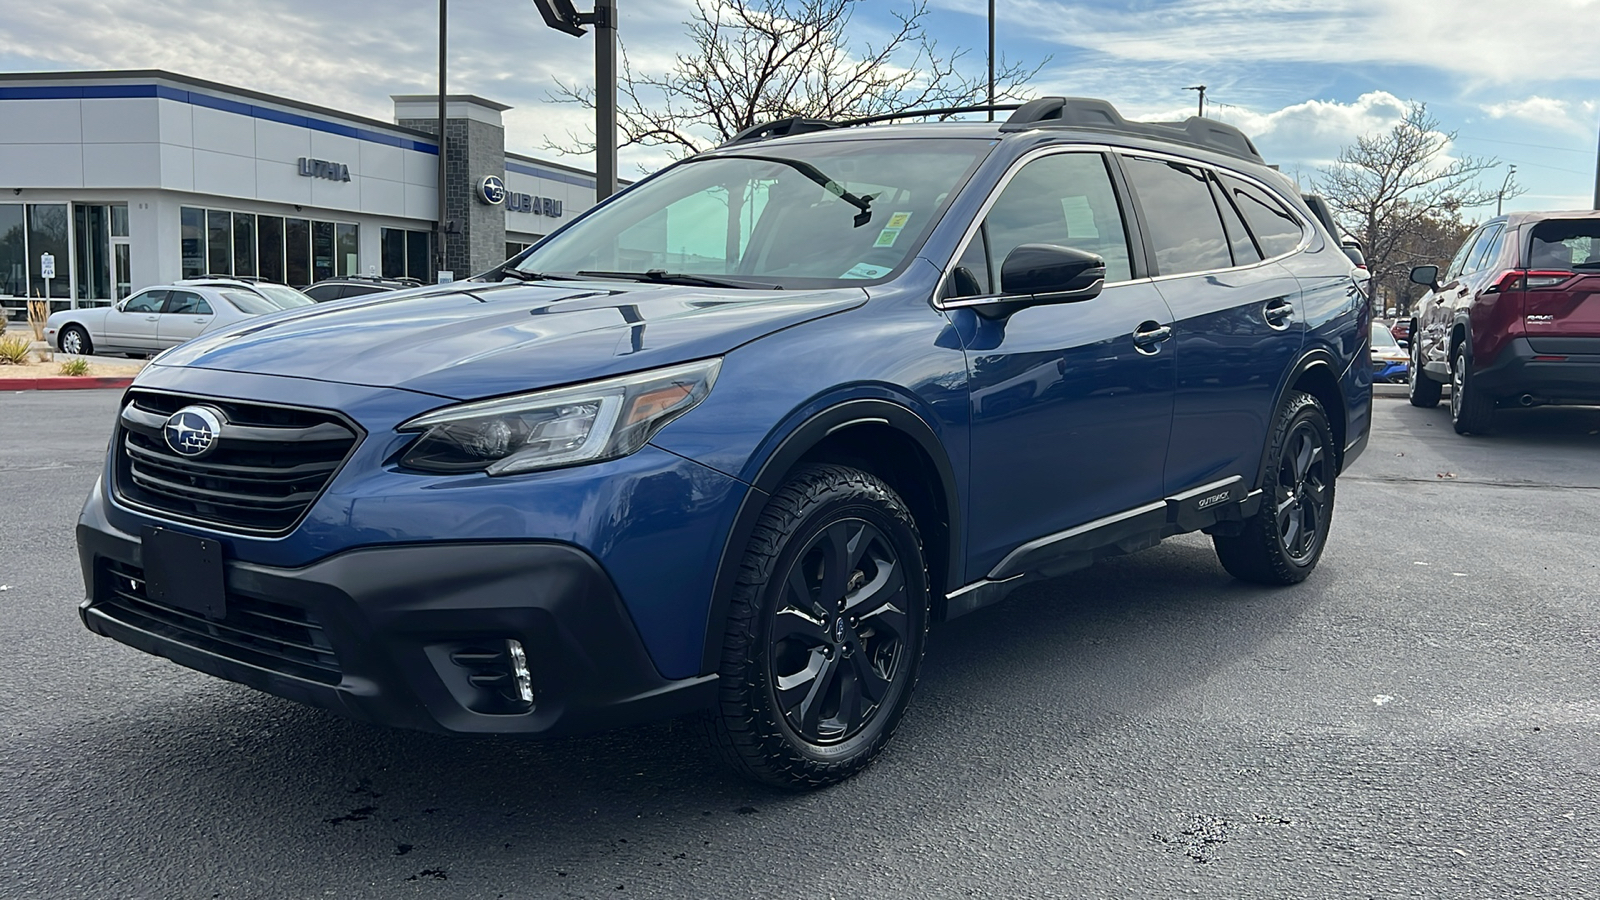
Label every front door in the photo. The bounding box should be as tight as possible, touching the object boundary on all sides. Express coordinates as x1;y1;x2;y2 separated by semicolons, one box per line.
946;150;1176;577
102;288;166;350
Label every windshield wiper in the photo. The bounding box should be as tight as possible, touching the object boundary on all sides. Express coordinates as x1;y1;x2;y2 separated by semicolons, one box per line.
695;153;877;227
495;267;580;282
574;270;780;290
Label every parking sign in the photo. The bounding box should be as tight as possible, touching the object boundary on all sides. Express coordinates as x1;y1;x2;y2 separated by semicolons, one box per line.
40;253;55;279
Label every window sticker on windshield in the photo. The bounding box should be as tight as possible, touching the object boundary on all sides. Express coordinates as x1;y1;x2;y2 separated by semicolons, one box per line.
886;211;913;229
873;228;902;248
841;262;892;279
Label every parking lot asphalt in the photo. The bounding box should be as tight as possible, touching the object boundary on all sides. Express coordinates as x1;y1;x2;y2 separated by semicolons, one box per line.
2;391;1598;899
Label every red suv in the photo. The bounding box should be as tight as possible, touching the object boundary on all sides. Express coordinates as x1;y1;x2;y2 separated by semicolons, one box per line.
1407;211;1600;433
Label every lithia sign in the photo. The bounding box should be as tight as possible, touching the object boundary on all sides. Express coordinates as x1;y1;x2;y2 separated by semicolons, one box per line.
476;175;564;219
298;157;351;182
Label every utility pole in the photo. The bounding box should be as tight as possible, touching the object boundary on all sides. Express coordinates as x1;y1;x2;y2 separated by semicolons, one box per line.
436;0;448;279
1593;121;1600;210
987;0;995;121
1185;85;1206;118
1497;164;1516;216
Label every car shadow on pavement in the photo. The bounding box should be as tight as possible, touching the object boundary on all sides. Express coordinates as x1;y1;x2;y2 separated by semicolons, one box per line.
15;536;1314;895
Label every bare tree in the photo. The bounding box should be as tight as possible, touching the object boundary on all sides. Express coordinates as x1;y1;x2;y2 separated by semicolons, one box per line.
548;0;1045;160
1316;102;1518;315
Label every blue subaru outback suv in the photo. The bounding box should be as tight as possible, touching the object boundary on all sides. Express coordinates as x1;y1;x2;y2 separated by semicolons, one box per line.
77;98;1370;788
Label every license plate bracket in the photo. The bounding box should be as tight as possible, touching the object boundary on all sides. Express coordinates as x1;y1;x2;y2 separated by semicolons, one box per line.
141;526;226;619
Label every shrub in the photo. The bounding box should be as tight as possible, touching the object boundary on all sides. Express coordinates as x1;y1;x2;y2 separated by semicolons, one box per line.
58;357;91;376
0;334;32;365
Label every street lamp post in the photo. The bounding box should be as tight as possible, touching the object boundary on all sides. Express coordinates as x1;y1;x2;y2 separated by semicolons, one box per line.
1497;164;1516;216
436;0;448;278
987;0;995;121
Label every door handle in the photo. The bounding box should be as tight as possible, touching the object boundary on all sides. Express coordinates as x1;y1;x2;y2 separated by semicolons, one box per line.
192;317;207;323
1132;321;1173;353
1263;298;1294;330
145;315;158;321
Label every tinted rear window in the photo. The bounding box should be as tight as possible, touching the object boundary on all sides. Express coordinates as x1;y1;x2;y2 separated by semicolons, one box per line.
1218;174;1304;258
1122;157;1232;276
1528;218;1600;270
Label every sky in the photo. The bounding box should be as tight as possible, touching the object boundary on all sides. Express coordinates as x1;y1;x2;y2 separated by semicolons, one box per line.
2;0;1596;219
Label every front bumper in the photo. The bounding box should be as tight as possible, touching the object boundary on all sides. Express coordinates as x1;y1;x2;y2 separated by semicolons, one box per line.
77;514;717;736
1476;337;1600;404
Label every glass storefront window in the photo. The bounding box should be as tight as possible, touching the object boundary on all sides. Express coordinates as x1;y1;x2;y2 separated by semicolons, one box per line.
287;218;310;286
381;228;405;278
27;203;70;299
181;207;205;278
311;220;334;282
114;244;131;300
233;212;256;278
74;204;112;301
111;204;129;238
0;204;25;298
207;209;231;276
258;216;285;284
407;230;431;281
335;222;358;277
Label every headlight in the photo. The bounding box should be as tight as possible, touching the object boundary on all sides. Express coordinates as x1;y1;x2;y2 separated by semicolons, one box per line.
397;358;721;475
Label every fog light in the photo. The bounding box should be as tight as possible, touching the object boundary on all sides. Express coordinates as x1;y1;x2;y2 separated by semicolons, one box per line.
507;639;534;703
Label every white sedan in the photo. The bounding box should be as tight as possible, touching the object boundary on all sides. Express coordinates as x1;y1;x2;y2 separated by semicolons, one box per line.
45;281;311;357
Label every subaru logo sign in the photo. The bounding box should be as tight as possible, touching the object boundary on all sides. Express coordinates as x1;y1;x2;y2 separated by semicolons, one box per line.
163;406;224;458
476;175;507;206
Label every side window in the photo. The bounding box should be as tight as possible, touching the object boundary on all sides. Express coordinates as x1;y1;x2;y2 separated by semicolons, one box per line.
303;283;341;302
1122;157;1232;275
1217;174;1304;259
1462;224;1504;276
1208;174;1261;265
975;152;1134;292
1445;227;1485;281
123;290;166;314
164;290;209;315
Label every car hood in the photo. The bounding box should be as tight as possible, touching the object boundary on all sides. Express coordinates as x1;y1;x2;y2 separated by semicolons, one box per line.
151;279;867;400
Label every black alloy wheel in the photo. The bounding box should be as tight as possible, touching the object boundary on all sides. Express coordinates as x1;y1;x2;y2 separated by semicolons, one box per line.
1450;342;1495;434
705;464;929;789
1213;391;1337;584
768;518;909;745
1273;420;1331;564
59;324;91;356
1409;336;1441;408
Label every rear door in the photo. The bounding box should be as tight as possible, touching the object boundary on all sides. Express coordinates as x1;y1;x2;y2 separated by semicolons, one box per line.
1522;218;1600;350
1418;225;1496;374
156;289;215;347
1119;155;1305;494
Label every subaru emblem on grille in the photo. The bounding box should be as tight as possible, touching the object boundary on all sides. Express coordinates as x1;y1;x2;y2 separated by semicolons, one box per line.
162;406;224;458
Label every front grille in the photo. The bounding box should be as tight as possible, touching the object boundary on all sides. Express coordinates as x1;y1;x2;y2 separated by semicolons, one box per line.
98;559;342;684
112;390;362;535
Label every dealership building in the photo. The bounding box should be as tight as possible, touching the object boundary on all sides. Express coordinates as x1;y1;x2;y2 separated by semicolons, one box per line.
0;69;603;324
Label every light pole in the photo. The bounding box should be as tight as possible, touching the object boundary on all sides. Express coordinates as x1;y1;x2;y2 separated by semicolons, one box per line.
987;0;995;121
436;0;448;278
1497;164;1516;216
533;0;619;201
1184;85;1206;118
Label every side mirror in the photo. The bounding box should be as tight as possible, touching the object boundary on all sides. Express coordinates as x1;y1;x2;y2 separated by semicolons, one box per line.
115;299;127;311
1398;340;1409;350
1409;265;1439;289
947;244;1105;320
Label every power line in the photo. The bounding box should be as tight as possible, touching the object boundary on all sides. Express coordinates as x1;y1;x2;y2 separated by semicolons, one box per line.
1453;134;1591;155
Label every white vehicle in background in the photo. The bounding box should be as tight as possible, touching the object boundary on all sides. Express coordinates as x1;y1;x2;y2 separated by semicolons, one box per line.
44;279;312;357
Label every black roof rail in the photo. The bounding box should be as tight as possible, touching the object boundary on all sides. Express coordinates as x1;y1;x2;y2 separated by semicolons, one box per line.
836;103;1024;127
1000;97;1264;164
724;117;838;146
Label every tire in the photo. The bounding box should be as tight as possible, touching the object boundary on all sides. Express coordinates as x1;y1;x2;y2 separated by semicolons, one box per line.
1450;342;1495;435
1213;391;1337;585
59;324;92;356
1408;338;1441;408
703;464;930;789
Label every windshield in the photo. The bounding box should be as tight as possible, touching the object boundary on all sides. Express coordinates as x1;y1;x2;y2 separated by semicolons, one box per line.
1370;323;1400;348
513;138;992;288
220;290;281;315
252;283;315;308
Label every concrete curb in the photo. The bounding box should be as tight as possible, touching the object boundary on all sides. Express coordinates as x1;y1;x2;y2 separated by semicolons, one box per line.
0;376;134;391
